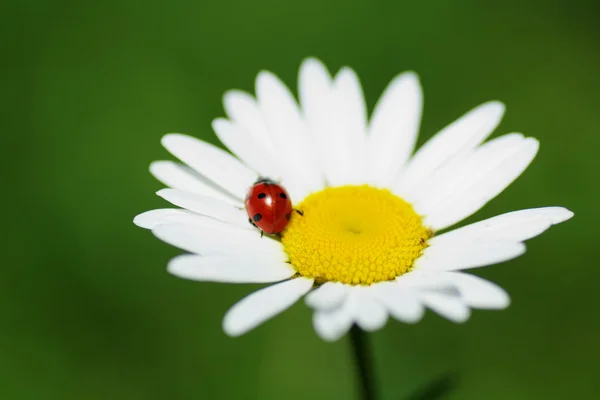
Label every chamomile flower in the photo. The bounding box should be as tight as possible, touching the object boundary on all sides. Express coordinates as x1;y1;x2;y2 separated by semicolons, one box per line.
134;58;573;342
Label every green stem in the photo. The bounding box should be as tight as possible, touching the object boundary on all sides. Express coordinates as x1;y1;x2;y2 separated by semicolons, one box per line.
349;325;377;400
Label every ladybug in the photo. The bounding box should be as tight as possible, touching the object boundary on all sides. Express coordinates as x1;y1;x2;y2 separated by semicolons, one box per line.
245;178;297;235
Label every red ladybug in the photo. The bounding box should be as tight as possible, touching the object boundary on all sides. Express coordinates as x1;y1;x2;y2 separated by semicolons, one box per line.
245;178;294;235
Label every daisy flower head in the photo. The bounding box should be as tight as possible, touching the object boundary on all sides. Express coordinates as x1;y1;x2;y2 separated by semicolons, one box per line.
134;58;573;342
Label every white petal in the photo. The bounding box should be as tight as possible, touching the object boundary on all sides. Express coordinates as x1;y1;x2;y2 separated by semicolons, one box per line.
419;291;471;323
299;58;332;115
212;118;281;179
299;62;368;187
223;90;275;152
152;223;285;259
423;136;540;230
136;209;254;231
398;101;505;193
350;287;388;332
331;67;367;184
223;277;314;336
430;207;574;245
530;206;575;224
156;189;247;228
415;241;526;271
161;134;256;199
134;209;197;229
298;58;339;186
305;281;348;310
167;254;296;283
395;270;453;290
223;91;312;200
256;71;323;195
150;161;241;205
369;281;424;323
367;72;422;186
434;272;510;309
405;133;524;207
312;307;354;342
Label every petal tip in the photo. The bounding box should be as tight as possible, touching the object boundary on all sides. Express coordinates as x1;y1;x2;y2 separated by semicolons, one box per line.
166;255;192;278
401;70;420;82
475;100;506;120
222;314;247;338
155;188;171;198
133;212;151;229
559;208;575;222
211;118;228;131
301;57;328;71
389;71;421;88
256;70;275;85
149;160;169;174
485;100;506;111
161;133;189;150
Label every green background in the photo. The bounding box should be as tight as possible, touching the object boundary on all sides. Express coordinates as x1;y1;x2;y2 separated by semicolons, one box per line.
2;0;598;399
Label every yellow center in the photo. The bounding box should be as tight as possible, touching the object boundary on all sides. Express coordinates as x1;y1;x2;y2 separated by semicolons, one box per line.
281;185;431;285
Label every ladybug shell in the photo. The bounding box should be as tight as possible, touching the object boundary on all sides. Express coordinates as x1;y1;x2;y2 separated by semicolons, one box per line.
245;180;293;234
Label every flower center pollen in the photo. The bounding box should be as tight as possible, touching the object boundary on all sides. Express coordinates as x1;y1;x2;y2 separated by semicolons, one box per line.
282;185;431;285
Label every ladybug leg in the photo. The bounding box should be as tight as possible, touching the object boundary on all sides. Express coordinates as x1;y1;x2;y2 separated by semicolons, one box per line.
295;209;304;216
260;230;264;238
248;217;258;228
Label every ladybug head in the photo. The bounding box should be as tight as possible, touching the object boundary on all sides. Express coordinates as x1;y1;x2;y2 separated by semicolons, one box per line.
255;177;278;185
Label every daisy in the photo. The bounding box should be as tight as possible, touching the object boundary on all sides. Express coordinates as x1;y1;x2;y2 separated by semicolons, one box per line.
134;58;573;342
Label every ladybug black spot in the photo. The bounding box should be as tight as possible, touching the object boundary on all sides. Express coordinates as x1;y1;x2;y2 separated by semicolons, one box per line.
257;192;267;199
279;192;287;199
253;213;263;222
285;212;291;221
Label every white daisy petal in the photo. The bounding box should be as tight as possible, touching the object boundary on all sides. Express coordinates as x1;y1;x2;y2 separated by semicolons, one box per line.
161;134;256;199
298;58;339;185
398;101;505;193
369;282;424;323
167;254;296;283
305;281;348;310
419;291;471;323
395;270;452;290
332;67;368;184
350;287;388;332
299;62;367;187
256;71;324;194
423;136;540;230
223;90;275;152
222;93;315;200
136;209;255;231
299;58;332;113
152;223;285;259
150;161;241;205
434;271;510;309
134;209;196;229
223;277;314;337
430;207;574;245
212;118;281;178
415;241;526;271
367;72;422;186
312;306;354;342
530;206;575;224
156;189;247;227
406;133;524;208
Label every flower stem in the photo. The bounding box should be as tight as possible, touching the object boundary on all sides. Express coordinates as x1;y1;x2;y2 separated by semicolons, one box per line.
349;325;377;400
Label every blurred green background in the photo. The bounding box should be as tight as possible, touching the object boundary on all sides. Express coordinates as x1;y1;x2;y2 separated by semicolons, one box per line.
2;0;598;399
